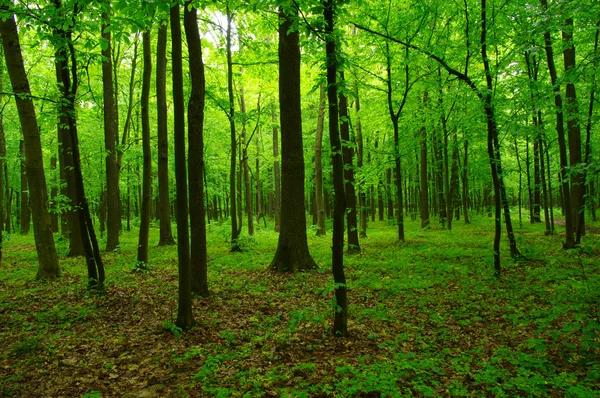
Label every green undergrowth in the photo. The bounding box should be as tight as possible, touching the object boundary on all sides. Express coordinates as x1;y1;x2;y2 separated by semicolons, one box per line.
0;213;599;397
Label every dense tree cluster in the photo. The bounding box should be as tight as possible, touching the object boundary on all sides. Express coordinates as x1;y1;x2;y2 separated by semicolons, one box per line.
0;0;598;333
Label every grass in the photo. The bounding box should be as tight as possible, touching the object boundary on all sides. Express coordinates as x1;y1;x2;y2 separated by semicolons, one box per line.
0;212;599;397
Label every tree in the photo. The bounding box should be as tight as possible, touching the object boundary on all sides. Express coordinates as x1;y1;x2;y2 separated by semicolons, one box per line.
171;2;195;330
324;0;348;337
269;4;317;273
184;0;209;297
156;22;175;246
0;10;60;280
102;4;121;251
136;30;152;266
339;73;360;253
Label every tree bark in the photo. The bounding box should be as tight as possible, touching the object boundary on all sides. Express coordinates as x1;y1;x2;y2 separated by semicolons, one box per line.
156;23;175;246
171;2;195;329
314;84;326;236
324;0;348;337
102;8;121;251
462;140;470;224
339;73;359;253
540;0;574;248
239;86;254;236
19;140;29;234
1;12;60;279
269;5;317;273
355;83;367;238
136;30;152;266
272;111;281;232
184;2;209;297
420;91;430;229
562;18;584;244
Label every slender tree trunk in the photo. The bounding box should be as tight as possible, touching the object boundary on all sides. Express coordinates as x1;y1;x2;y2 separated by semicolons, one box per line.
515;139;523;227
462;140;470;224
171;2;195;329
539;134;552;235
226;7;240;250
387;168;393;219
0;52;5;260
184;2;209;297
324;0;347;337
1;13;60;279
49;157;58;232
339;73;359;253
102;9;121;251
540;0;574;248
355;82;367;238
420;91;430;229
116;36;139;172
239;86;254;236
583;21;599;224
272;111;281;232
136;30;152;266
562;18;584;244
314;84;326;236
156;23;175;246
269;6;317;273
533;140;542;222
19;140;30;234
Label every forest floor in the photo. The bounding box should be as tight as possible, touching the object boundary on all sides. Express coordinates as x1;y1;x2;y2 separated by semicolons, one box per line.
1;213;599;397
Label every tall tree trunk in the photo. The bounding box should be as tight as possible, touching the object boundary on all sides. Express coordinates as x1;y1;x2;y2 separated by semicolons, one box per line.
387;168;393;219
0;51;5;260
239;86;254;236
49;157;58;232
583;21;599;224
515;139;523;227
420;91;430;229
540;0;574;248
136;30;152;266
539;134;552;235
102;8;121;251
324;0;348;336
171;2;195;329
226;7;240;250
339;72;359;253
116;36;139;172
355;82;367;238
533;140;542;222
272;111;281;232
562;18;584;244
184;2;209;297
19;140;30;234
314;84;326;236
156;23;175;246
462;140;470;224
1;13;60;279
269;6;317;273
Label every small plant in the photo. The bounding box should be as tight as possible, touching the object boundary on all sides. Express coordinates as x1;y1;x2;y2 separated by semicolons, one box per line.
133;261;150;273
162;320;183;338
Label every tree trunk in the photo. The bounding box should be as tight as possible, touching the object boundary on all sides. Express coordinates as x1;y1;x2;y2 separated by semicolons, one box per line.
355;82;367;238
272;111;281;232
462;140;470;224
562;18;584;244
184;2;209;297
1;13;60;279
49;157;58;232
136;30;152;266
420;91;430;229
226;7;240;251
314;84;326;236
324;0;348;336
533;139;542;222
19;140;30;234
171;2;195;330
156;23;175;246
269;6;317;273
540;0;574;248
239;86;254;236
102;9;121;251
339;73;360;253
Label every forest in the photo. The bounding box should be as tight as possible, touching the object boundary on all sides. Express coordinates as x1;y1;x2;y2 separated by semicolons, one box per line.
0;0;599;396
